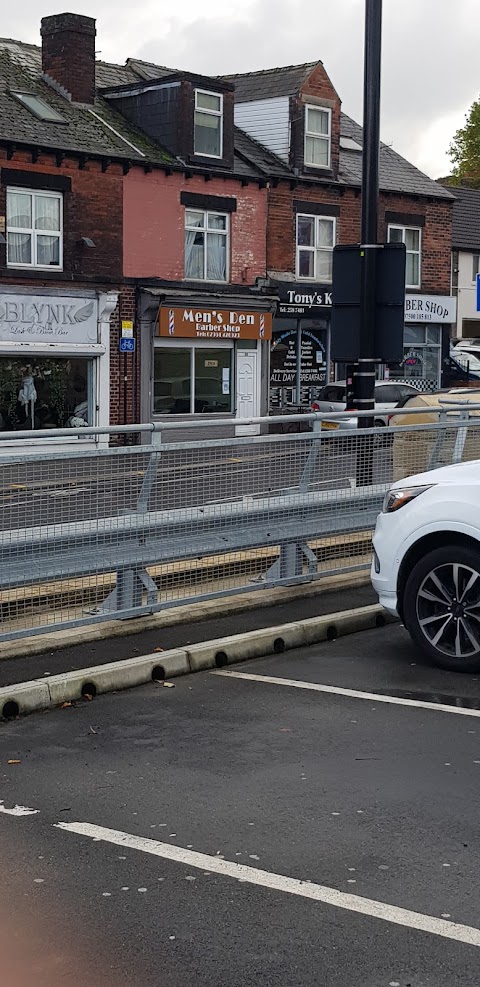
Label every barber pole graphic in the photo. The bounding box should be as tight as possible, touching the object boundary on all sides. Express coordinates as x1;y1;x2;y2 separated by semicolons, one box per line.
168;309;175;336
259;314;265;339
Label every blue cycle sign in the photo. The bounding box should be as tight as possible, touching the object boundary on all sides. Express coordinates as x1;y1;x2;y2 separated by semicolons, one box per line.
119;337;135;353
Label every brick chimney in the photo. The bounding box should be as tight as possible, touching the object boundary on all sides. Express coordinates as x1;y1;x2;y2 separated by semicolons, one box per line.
41;13;96;104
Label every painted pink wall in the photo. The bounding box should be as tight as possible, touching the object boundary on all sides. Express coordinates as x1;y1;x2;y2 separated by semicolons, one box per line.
123;168;267;282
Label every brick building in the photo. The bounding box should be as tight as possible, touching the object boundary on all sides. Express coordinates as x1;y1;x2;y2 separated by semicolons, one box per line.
0;15;137;446
97;67;274;427
0;13;274;444
229;62;456;398
0;19;456;449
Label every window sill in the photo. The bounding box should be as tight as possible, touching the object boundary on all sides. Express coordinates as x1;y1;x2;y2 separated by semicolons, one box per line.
296;275;333;284
302;165;334;179
184;277;230;284
6;264;63;273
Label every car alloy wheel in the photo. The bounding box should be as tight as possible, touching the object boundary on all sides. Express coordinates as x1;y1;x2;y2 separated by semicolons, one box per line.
416;562;480;659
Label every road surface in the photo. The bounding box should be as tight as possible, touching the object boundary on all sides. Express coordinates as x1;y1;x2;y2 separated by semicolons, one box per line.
1;623;480;985
0;434;392;529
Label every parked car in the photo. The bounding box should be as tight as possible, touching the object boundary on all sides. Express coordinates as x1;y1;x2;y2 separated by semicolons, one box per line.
444;348;480;386
371;458;480;671
453;338;480;358
312;380;420;431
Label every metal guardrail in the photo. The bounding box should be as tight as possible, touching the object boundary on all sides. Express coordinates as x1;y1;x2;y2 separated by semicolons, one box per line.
1;402;480;642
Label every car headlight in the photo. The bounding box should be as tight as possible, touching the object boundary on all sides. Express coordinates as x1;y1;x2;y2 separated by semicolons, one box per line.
382;484;434;514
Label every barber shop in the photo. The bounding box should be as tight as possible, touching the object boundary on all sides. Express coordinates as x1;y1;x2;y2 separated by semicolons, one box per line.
139;289;274;433
388;293;457;391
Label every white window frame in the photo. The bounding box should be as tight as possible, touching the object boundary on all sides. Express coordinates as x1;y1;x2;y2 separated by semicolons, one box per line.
194;89;223;159
304;104;332;169
153;338;234;416
387;223;422;289
184;208;230;283
6;187;63;271
472;253;480;283
296;213;336;282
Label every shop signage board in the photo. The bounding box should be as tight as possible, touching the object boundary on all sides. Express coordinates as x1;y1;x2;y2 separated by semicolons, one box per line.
270;325;328;387
405;294;456;323
159;307;272;341
0;293;99;343
276;282;333;317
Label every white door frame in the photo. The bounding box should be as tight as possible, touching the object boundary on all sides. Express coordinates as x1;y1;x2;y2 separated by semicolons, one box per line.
236;346;260;435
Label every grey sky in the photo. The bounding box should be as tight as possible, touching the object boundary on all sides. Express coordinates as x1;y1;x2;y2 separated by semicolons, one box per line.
4;0;479;178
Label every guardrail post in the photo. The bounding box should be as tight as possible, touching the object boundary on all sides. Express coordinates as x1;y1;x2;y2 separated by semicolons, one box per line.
298;417;323;492
136;424;162;514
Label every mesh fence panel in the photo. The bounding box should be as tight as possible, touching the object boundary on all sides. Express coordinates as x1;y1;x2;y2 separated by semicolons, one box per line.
0;412;479;641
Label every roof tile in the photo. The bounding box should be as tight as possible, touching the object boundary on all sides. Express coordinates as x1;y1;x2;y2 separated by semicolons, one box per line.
440;185;480;251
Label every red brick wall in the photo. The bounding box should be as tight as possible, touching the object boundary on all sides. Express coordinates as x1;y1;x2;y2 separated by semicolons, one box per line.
123;166;267;283
0;147;127;427
267;182;453;294
0;150;123;281
109;286;140;427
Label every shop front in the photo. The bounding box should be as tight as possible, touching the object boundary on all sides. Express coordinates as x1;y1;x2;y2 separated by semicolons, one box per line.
388;293;457;392
0;287;117;450
269;282;331;410
139;290;273;434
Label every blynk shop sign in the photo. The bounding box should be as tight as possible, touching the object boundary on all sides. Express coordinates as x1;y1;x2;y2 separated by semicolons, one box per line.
0;293;99;344
159;307;272;340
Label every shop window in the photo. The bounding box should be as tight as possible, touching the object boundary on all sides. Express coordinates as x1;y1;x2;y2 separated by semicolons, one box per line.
154;345;233;415
304;105;331;169
6;188;62;269
388;224;421;288
296;214;335;281
185;209;228;281
194;90;223;158
0;357;91;432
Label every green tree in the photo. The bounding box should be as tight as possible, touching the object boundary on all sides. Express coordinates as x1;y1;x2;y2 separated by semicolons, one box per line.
449;98;480;187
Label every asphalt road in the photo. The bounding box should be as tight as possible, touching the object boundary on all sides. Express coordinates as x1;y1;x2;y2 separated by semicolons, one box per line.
0;435;392;530
2;623;480;985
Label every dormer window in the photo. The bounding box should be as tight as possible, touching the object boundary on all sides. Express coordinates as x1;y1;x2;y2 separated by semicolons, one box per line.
304;105;331;169
194;90;223;158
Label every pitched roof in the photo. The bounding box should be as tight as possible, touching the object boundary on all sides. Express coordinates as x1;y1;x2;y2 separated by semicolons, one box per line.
0;39;263;178
226;62;318;102
233;126;291;178
0;39;174;163
339;113;454;201
441;185;480;250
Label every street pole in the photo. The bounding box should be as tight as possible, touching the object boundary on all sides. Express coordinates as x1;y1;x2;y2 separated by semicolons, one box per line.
354;0;382;425
354;0;382;482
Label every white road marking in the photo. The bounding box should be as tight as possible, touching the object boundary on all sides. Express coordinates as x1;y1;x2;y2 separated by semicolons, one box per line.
213;670;480;719
0;800;39;816
56;821;480;948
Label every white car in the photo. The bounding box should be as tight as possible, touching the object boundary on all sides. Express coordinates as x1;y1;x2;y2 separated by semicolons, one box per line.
312;380;420;431
371;459;480;671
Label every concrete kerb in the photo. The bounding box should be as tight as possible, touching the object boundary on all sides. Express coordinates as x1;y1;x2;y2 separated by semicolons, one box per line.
0;603;396;721
0;569;370;662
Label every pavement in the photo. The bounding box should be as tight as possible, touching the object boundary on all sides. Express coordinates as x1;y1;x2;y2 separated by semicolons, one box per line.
2;622;480;986
0;581;376;686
